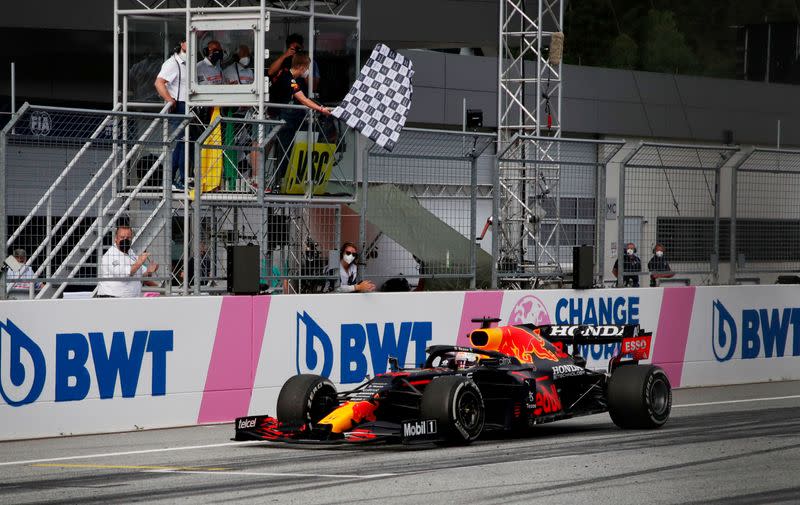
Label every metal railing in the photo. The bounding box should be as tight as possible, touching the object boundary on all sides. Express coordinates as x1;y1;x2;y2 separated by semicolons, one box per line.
1;103;189;299
9;101;800;297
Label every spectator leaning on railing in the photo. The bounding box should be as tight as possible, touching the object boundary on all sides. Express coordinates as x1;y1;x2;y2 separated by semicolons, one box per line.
331;242;375;293
95;226;159;298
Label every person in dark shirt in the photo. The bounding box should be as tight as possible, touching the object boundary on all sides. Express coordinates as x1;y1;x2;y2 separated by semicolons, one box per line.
271;52;331;191
267;33;320;92
612;242;642;287
647;243;674;287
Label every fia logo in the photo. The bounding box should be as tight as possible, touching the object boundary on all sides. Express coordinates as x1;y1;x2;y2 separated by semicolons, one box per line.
29;111;52;136
0;320;46;406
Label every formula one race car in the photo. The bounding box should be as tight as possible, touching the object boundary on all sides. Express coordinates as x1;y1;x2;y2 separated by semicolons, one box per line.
235;319;671;445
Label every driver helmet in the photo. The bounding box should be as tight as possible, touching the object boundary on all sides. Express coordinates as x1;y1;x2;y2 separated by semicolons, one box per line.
455;352;480;370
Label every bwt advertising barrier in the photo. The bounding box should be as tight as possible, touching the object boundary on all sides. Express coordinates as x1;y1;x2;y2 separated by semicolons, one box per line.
2;285;800;440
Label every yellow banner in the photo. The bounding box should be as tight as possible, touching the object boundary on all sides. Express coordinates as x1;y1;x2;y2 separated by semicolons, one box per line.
282;142;336;195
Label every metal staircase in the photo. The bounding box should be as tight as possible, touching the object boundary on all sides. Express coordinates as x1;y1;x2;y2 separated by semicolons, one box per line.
2;103;188;299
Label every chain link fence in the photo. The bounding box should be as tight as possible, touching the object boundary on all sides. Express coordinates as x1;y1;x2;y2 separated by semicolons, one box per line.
1;103;187;299
731;147;800;283
619;142;737;287
496;136;624;287
362;128;495;290
10;102;800;297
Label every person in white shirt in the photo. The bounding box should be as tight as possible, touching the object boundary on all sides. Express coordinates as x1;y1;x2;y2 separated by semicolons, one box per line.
223;45;254;85
334;242;375;293
96;226;159;298
196;40;225;85
154;37;189;189
7;248;39;295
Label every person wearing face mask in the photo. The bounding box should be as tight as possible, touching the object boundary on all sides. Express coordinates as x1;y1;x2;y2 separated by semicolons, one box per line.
333;242;375;293
612;242;642;287
271;52;332;191
154;37;190;190
223;45;254;85
648;243;674;287
95;226;160;298
197;40;225;85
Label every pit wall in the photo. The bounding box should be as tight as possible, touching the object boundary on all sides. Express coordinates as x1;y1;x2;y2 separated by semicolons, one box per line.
1;285;798;440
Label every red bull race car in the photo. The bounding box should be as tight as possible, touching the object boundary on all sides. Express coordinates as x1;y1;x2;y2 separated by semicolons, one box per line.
235;318;671;445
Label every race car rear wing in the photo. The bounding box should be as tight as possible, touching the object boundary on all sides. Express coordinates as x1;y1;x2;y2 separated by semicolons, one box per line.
532;324;652;361
534;324;641;344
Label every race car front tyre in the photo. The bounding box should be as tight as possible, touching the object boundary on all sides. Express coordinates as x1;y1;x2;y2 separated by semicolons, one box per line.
276;374;338;426
607;364;672;429
420;376;485;445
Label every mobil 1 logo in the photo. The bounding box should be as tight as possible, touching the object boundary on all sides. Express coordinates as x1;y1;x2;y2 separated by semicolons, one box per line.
402;419;438;443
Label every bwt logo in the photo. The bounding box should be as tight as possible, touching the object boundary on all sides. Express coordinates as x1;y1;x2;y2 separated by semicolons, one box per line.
296;311;432;383
0;320;46;406
712;300;800;362
0;319;174;407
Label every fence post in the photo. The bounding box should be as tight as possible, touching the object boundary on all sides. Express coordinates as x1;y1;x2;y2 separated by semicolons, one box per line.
712;163;721;284
163;116;172;296
617;155;626;288
617;142;640;288
596;156;606;286
359;149;368;262
470;156;478;289
193;140;202;295
0;128;6;299
491;154;499;289
729;151;740;285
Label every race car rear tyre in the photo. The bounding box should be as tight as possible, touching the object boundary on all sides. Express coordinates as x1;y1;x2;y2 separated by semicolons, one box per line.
276;374;338;426
420;376;485;445
607;365;672;429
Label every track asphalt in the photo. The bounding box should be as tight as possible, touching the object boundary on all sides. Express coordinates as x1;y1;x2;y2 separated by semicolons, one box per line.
1;381;799;504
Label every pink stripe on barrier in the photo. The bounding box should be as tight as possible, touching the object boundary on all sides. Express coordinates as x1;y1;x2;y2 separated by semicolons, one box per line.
651;287;696;387
456;291;505;346
197;296;271;423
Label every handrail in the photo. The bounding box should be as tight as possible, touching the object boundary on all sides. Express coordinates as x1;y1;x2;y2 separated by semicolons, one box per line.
49;149;172;298
33;108;183;279
34;113;188;298
6;103;123;247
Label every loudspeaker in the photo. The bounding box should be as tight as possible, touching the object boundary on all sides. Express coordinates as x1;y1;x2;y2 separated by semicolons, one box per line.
466;109;483;129
227;245;260;294
572;245;593;289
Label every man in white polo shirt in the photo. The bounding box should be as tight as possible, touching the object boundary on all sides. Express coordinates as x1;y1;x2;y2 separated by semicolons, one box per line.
154;37;189;189
96;226;159;298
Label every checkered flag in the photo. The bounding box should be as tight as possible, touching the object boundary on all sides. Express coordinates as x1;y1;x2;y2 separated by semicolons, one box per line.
332;44;414;152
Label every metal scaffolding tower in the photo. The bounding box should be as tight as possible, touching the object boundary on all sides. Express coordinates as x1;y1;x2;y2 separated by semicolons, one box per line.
496;0;564;286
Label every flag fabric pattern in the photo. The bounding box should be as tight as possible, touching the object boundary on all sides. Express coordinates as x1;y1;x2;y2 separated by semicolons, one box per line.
332;44;413;152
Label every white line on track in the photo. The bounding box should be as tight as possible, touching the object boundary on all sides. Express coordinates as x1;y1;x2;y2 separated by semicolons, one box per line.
0;440;264;467
146;469;395;479
673;394;800;408
2;395;798;469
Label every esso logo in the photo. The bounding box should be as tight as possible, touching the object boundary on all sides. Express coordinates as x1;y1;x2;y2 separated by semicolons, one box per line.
623;339;647;353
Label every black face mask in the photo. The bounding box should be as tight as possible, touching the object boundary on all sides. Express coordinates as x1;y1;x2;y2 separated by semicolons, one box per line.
118;239;132;254
208;50;223;65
